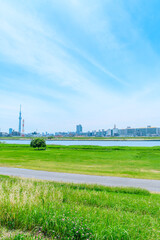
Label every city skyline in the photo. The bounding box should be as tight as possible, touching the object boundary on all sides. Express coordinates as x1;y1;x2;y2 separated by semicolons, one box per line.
1;1;160;132
1;105;160;136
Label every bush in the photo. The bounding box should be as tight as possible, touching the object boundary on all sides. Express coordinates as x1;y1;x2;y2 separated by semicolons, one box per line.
30;138;46;150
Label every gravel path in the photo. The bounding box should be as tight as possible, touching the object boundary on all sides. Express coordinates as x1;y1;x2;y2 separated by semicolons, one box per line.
0;167;159;192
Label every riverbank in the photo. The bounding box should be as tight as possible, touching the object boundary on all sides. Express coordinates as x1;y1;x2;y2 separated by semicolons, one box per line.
2;136;160;141
0;144;159;180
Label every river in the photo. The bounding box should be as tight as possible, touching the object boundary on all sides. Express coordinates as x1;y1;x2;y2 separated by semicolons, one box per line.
1;139;160;147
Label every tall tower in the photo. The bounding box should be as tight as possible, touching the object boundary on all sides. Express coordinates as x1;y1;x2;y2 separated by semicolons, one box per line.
19;105;22;134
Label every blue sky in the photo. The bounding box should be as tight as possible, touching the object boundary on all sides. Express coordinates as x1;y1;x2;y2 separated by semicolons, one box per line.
1;0;160;133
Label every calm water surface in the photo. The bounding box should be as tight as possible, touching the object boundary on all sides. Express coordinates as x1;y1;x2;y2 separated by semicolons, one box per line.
2;139;160;147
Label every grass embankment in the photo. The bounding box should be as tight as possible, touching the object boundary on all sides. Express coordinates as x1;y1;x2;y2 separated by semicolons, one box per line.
0;144;160;179
50;136;160;141
2;136;160;141
0;175;159;240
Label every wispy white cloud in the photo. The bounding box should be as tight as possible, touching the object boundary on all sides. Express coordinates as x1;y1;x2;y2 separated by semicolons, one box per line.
0;1;94;92
49;0;128;85
54;0;160;87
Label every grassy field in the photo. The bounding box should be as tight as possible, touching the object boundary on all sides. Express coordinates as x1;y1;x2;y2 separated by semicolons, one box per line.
0;175;159;239
0;144;160;179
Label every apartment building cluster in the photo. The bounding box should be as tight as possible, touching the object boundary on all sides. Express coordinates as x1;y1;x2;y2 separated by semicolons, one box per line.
54;125;160;137
87;126;160;137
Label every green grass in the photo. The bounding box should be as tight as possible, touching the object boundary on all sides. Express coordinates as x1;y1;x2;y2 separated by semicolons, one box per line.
0;226;47;240
0;175;159;240
0;144;160;179
50;136;160;140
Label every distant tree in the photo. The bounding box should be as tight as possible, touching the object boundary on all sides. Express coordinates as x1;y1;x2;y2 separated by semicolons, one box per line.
48;136;54;140
30;138;46;150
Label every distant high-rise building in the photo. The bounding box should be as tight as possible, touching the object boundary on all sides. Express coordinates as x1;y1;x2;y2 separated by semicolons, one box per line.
76;124;82;135
12;130;20;136
9;128;13;135
19;105;22;134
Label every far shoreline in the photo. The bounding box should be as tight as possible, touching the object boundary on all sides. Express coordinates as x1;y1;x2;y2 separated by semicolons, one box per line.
1;137;160;141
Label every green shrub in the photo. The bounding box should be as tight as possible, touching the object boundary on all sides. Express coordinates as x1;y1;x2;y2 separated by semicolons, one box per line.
30;138;46;150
